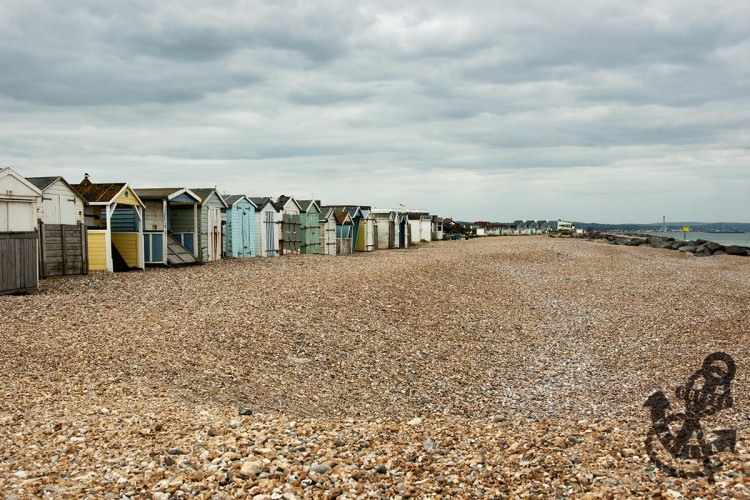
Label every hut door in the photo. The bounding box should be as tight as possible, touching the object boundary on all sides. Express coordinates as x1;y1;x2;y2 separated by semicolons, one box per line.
264;211;275;257
207;207;221;261
241;209;250;257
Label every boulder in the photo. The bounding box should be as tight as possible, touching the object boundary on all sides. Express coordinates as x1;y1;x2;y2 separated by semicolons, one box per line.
678;245;696;253
694;245;712;257
724;245;749;256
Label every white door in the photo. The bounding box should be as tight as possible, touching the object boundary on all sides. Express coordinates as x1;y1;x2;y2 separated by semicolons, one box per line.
43;195;61;224
207;207;221;261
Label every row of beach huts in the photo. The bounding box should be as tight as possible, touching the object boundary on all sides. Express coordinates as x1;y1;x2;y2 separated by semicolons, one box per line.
0;168;445;295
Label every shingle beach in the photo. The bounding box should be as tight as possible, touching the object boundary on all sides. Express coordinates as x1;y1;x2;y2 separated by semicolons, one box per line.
2;236;750;498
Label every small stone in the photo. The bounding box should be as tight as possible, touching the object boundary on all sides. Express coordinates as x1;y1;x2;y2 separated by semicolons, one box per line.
240;460;263;478
334;438;346;447
239;407;253;416
375;464;387;474
163;456;175;466
422;438;435;452
567;436;583;445
310;463;332;474
168;448;185;455
407;417;423;426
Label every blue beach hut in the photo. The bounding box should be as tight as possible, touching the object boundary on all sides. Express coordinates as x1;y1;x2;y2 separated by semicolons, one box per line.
223;195;257;258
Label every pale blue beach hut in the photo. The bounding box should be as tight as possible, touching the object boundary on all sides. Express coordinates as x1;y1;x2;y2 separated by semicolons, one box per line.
223;195;257;258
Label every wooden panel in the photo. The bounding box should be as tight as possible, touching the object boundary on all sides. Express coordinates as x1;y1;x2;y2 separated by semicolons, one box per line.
0;231;38;294
111;232;140;268
88;231;108;270
115;186;141;206
39;223;88;277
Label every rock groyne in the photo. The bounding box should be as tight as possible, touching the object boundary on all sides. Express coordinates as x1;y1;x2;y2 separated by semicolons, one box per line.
577;231;750;257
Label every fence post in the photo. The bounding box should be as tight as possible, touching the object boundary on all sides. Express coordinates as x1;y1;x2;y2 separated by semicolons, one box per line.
61;224;67;276
81;222;88;274
38;219;46;279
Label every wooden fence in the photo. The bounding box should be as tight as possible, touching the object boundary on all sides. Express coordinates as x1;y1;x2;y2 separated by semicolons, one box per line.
0;231;38;294
38;222;88;278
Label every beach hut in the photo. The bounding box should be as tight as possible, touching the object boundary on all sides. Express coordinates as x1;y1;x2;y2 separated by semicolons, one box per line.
134;188;200;266
72;175;145;272
190;188;228;262
335;211;354;255
275;195;302;255
223;195;257;258
27;176;88;277
249;197;280;257
371;210;396;249
323;205;363;254
318;207;337;256
0;168;42;294
297;199;321;254
431;216;444;241
26;176;85;225
355;208;377;252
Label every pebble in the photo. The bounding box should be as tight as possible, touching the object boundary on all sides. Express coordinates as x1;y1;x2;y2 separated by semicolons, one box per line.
1;238;749;497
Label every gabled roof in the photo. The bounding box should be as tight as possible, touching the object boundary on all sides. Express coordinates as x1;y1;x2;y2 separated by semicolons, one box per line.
296;199;321;213
323;205;363;219
276;195;302;212
135;188;201;203
248;196;280;212
0;168;43;200
25;176;60;191
319;207;334;222
334;211;353;225
72;176;144;206
190;188;229;208
222;194;257;209
26;176;86;202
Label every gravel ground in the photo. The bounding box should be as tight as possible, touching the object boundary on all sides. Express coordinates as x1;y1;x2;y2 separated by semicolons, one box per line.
1;236;749;498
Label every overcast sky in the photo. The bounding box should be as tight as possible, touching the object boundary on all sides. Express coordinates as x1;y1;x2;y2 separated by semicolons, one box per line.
2;1;748;223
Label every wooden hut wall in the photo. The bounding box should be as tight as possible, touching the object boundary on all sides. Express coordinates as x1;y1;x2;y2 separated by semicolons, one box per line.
198;193;225;262
226;199;256;258
36;179;85;225
0;231;38;294
319;215;336;256
301;206;320;254
256;205;279;257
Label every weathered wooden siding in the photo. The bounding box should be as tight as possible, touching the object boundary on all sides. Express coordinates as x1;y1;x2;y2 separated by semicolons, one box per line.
255;206;279;257
0;231;38;294
301;210;320;254
0;200;36;232
37;180;84;225
111;233;140;268
38;222;88;277
319;220;336;255
226;200;256;258
87;231;108;270
144;200;165;231
198;194;224;261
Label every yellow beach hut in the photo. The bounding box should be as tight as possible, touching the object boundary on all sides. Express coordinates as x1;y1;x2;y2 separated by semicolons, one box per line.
72;175;145;272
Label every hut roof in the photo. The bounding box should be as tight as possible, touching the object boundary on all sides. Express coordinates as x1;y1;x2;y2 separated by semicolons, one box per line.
297;199;321;213
72;177;136;205
190;188;228;208
25;176;60;191
222;194;256;208
135;188;200;202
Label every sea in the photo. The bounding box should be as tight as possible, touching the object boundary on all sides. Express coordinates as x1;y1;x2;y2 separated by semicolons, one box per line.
641;231;750;247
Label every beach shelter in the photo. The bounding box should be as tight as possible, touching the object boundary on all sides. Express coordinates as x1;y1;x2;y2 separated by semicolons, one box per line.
318;207;337;256
72;175;145;272
275;195;302;255
27;176;88;278
249;197;280;257
134;188;201;266
223;195;257;258
190;188;228;262
0;168;42;293
334;211;354;255
322;205;363;254
297;199;321;254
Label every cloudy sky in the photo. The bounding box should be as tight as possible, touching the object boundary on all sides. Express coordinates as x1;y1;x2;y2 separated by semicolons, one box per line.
2;1;748;223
